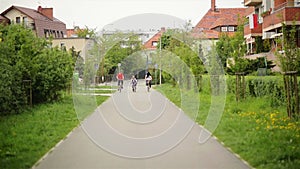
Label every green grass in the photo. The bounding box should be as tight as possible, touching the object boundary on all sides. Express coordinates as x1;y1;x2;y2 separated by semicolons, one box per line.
155;84;300;169
0;94;109;169
94;89;115;94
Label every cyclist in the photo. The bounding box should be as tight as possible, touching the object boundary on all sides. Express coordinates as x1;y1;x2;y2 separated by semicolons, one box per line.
145;72;152;92
116;72;124;91
130;75;138;92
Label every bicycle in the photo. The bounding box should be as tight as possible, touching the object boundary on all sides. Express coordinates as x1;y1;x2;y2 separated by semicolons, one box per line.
131;76;137;92
146;80;151;92
118;84;122;92
117;80;123;93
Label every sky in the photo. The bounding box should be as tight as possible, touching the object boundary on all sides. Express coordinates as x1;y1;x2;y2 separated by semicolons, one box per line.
0;0;245;31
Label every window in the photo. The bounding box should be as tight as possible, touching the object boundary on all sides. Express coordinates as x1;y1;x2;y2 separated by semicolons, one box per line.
295;0;300;7
152;41;158;47
228;27;235;32
60;42;66;50
23;16;27;25
53;30;57;38
44;29;49;38
221;27;228;32
16;17;20;23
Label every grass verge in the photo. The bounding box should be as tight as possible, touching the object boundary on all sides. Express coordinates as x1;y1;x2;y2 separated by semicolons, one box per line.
155;83;300;169
0;93;109;169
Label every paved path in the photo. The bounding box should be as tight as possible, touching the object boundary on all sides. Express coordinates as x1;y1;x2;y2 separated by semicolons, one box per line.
33;82;251;169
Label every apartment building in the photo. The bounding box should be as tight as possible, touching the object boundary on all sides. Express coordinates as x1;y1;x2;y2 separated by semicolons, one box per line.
244;0;300;54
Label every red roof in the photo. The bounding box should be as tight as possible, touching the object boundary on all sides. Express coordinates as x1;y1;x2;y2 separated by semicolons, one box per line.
193;8;246;39
1;5;66;38
0;15;9;24
1;5;64;24
143;28;165;50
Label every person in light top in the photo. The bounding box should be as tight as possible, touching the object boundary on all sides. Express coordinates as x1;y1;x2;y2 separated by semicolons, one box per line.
145;72;152;88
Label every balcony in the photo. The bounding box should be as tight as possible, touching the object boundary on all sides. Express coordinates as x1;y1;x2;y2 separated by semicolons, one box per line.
263;2;300;31
244;0;262;6
244;23;263;37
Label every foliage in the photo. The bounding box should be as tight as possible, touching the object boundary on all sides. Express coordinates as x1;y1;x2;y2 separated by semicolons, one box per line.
97;32;143;76
216;33;232;67
32;47;73;103
216;16;247;73
156;29;204;86
226;75;290;107
276;21;300;73
0;24;74;114
255;37;271;53
70;47;84;78
227;57;275;75
75;26;97;38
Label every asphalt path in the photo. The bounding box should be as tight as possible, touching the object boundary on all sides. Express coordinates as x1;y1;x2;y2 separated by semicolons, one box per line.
33;81;251;169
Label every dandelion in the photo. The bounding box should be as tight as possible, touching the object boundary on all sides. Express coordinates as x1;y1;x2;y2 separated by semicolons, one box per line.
270;113;276;119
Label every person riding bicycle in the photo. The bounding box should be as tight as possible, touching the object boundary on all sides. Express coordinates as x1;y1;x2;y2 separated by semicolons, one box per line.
145;72;152;89
116;72;124;89
130;75;138;92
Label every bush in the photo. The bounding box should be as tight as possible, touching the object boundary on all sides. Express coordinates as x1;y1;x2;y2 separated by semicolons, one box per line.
0;24;73;114
32;48;73;103
200;75;299;107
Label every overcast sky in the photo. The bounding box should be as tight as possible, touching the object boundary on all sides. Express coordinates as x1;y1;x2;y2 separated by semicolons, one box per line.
1;0;245;31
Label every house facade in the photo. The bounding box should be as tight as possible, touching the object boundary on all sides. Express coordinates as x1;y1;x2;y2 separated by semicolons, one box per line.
192;0;246;40
1;5;67;38
51;37;95;62
143;27;165;50
244;0;300;54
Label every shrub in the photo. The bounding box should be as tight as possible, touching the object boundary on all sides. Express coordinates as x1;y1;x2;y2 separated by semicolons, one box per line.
0;24;73;114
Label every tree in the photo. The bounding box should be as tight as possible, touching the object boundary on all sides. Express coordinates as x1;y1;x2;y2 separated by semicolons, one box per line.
0;24;73;114
217;17;247;74
96;32;143;76
276;20;300;118
156;29;204;88
277;22;300;73
75;26;97;38
216;33;232;67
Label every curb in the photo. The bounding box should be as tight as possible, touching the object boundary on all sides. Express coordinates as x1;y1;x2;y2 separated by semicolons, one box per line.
197;124;255;169
31;127;78;169
31;94;113;169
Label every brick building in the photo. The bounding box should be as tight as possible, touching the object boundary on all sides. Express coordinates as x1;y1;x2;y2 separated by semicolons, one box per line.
244;0;300;54
192;0;247;39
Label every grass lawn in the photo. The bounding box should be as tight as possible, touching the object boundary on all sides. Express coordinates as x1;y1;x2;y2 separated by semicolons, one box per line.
0;93;109;169
155;84;300;169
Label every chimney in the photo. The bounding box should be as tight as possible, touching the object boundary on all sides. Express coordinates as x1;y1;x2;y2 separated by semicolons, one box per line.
211;0;216;11
37;6;53;20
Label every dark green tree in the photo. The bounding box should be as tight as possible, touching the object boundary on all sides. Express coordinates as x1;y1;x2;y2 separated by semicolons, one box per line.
216;32;232;67
0;24;73;114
